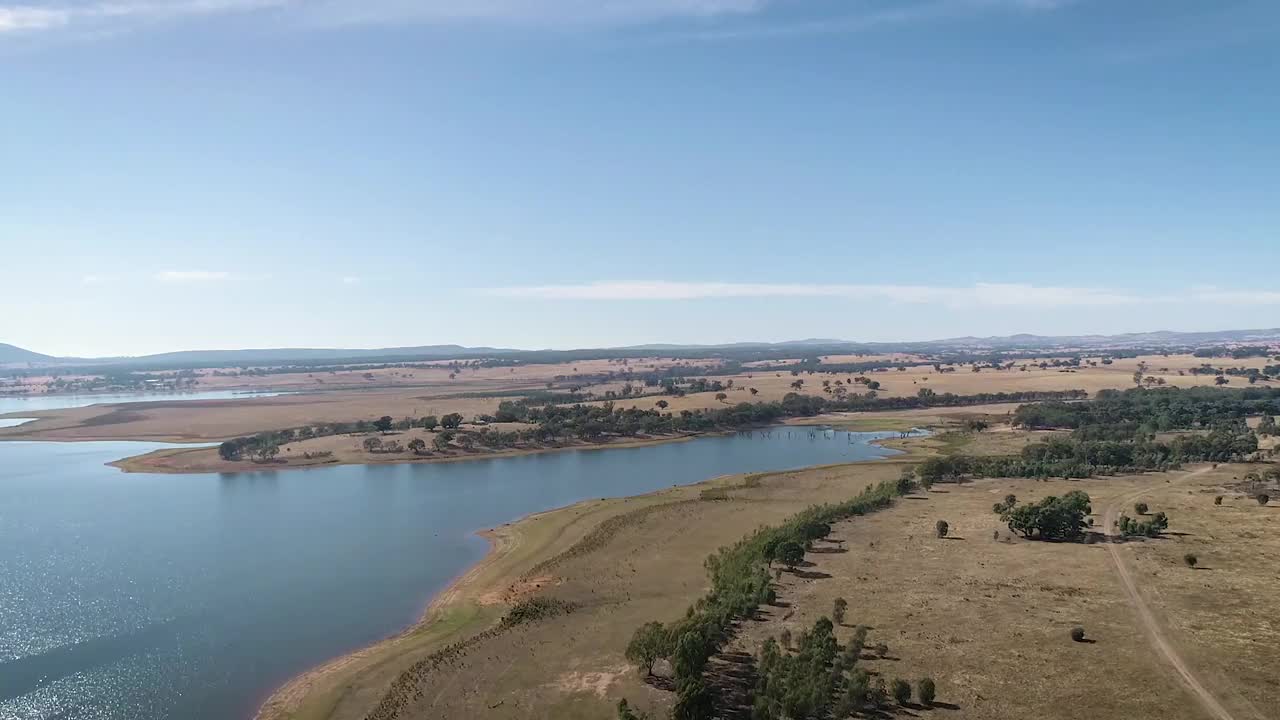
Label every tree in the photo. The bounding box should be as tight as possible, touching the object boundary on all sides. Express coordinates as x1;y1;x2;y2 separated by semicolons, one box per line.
1214;495;1224;505
773;541;805;570
749;388;759;396
441;413;464;429
374;415;394;433
407;438;426;454
1259;494;1271;506
1215;376;1229;386
362;437;382;453
218;441;241;461
715;392;728;403
420;415;439;431
1183;553;1198;568
832;597;848;626
433;431;454;451
1070;626;1086;642
625;622;668;676
655;400;669;410
891;678;912;705
616;699;649;720
1134;501;1149;515
918;678;936;707
672;631;708;681
935;520;949;538
255;444;279;462
672;678;713;720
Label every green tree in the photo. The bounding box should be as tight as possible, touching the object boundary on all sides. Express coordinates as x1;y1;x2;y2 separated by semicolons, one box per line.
1134;501;1149;515
891;678;912;705
1259;493;1271;506
441;413;464;429
773;541;805;570
672;678;713;720
625;622;668;676
655;400;669;410
1071;626;1086;642
433;431;454;451
672;631;708;681
420;415;439;431
374;415;394;433
918;677;936;706
935;520;949;538
407;438;426;454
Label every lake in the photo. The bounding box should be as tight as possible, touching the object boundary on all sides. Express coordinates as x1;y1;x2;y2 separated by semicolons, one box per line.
0;390;285;416
0;425;908;720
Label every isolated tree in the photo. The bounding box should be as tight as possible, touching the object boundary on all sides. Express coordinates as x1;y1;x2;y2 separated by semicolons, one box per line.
935;520;950;538
891;678;912;706
715;392;728;403
407;438;426;454
1134;501;1148;515
362;437;382;453
1214;376;1229;386
1214;495;1224;505
749;388;759;396
1259;494;1271;506
625;622;668;676
441;413;464;429
655;400;669;410
773;541;805;570
1183;553;1198;568
374;415;394;433
832;597;848;626
918;678;937;707
1070;626;1086;642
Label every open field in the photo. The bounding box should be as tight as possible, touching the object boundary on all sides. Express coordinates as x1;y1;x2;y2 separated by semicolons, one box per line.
3;353;1274;446
254;415;1280;720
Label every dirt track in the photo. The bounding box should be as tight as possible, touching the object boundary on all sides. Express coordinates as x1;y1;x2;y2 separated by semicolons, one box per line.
1102;467;1244;720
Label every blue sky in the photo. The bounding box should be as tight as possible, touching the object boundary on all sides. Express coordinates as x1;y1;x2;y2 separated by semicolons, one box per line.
2;0;1277;356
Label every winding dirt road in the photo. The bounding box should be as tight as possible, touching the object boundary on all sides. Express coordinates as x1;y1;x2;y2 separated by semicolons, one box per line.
1101;466;1242;720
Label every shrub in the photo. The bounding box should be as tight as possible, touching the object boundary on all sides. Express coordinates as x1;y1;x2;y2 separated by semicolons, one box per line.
1259;494;1271;506
1183;553;1198;568
918;677;936;706
1134;502;1148;515
891;678;912;705
935;520;949;538
1070;626;1086;642
774;541;805;569
832;597;848;625
1214;495;1223;505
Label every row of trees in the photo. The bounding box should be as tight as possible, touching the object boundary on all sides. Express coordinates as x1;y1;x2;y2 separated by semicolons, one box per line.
623;477;915;719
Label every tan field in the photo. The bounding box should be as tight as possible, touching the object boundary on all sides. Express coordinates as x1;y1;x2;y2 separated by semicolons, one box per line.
253;420;1280;720
4;352;1273;456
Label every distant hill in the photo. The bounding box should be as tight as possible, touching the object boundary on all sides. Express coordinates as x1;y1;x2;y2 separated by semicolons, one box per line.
6;328;1279;371
0;343;56;364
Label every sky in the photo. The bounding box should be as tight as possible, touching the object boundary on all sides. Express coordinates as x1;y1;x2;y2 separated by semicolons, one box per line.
2;0;1278;357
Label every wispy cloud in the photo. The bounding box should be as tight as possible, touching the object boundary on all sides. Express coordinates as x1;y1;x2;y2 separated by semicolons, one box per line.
340;276;361;285
480;281;1154;307
155;270;232;282
0;0;767;35
0;0;1074;37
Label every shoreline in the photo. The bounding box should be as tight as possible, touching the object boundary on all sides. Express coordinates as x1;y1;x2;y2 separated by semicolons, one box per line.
250;430;933;720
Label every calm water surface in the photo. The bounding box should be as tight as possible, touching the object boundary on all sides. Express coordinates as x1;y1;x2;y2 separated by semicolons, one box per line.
0;390;284;416
1;427;907;720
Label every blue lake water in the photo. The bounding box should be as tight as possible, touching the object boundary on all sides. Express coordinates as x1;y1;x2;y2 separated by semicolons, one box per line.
0;390;285;416
0;426;907;720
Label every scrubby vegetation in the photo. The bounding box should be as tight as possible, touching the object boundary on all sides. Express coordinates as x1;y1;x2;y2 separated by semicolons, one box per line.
623;478;915;717
917;387;1273;483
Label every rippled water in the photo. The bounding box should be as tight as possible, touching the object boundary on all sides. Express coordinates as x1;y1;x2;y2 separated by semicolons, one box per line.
0;427;907;720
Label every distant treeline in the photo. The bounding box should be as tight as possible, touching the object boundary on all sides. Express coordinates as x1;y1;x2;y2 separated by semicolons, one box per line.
917;387;1278;482
216;388;1086;462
